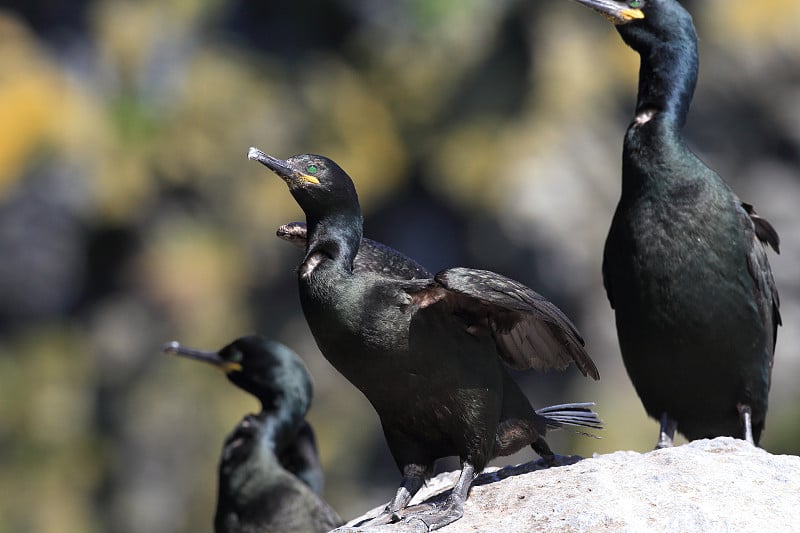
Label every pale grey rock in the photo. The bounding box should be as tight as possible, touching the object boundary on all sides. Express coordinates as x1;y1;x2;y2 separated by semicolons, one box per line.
337;438;800;533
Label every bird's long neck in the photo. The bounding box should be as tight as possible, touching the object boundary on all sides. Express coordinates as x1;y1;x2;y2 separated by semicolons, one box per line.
305;212;362;274
256;410;299;454
633;38;697;128
620;24;700;200
256;387;310;454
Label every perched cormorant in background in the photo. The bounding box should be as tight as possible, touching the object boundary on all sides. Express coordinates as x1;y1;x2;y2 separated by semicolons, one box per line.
567;0;780;448
163;336;342;532
277;221;432;280
249;148;601;531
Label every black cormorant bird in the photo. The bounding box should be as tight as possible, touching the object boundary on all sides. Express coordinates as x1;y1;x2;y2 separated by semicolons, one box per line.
249;147;601;531
163;336;342;532
567;0;781;447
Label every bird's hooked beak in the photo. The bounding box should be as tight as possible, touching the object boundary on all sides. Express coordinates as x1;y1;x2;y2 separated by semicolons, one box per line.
568;0;645;24
276;222;309;250
162;341;243;373
248;147;320;187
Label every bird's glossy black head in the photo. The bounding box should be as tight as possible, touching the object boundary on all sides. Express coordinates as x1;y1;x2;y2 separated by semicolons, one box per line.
569;0;695;52
163;335;313;414
248;148;361;223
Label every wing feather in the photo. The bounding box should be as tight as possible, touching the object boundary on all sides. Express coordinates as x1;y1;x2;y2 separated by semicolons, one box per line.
409;267;599;380
741;203;781;354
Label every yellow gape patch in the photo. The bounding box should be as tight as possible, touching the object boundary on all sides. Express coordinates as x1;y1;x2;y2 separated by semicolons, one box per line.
221;361;243;373
619;7;645;21
298;173;320;185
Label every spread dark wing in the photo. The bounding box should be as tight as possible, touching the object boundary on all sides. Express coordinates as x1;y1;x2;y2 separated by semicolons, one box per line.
277;221;432;280
406;267;599;380
741;203;781;352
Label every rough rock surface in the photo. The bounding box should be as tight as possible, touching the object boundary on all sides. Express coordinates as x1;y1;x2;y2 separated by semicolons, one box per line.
337;438;800;532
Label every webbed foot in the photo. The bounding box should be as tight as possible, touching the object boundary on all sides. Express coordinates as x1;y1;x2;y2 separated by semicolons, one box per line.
391;496;464;531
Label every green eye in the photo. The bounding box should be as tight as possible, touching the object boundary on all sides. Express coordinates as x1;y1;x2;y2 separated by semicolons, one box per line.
228;349;243;363
629;0;642;7
306;165;318;175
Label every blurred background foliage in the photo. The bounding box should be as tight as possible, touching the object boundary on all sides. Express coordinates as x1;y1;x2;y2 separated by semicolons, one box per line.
0;0;798;531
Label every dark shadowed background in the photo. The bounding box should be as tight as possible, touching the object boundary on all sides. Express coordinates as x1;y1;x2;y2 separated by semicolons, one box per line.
0;0;797;531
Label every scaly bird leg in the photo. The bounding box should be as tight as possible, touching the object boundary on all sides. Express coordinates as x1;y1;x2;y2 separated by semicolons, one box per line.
737;404;755;445
400;461;476;532
655;412;678;449
362;464;427;526
530;435;557;466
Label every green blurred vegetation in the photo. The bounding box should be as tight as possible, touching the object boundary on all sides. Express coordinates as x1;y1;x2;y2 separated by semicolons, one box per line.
0;1;798;532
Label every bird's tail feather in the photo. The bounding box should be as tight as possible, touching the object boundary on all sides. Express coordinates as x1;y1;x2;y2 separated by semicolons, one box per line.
535;402;603;435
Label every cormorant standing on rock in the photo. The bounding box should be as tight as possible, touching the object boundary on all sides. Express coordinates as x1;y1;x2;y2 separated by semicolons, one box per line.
163;336;342;532
567;0;780;447
249;148;601;531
